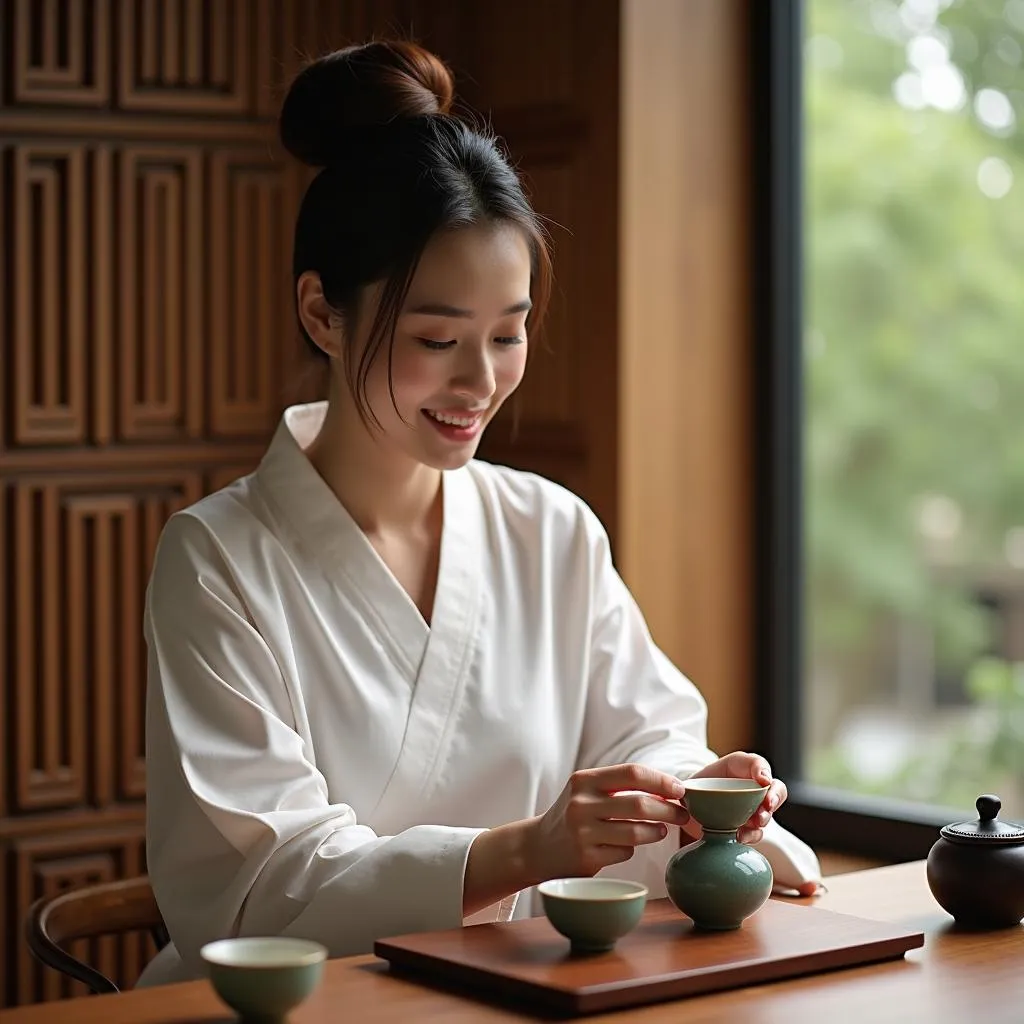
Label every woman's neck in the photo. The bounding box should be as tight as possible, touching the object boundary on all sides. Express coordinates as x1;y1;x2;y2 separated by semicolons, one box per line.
304;395;442;536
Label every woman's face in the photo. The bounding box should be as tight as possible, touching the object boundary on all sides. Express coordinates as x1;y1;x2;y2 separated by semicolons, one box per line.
348;221;532;471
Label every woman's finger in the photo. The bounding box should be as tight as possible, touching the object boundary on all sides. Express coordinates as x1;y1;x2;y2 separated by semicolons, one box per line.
591;844;638;869
750;755;773;784
593;793;690;828
591;820;670;848
765;778;787;811
722;751;772;783
576;763;686;801
749;778;790;827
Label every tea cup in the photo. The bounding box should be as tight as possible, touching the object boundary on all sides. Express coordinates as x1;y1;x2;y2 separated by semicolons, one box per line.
200;936;327;1023
537;877;648;953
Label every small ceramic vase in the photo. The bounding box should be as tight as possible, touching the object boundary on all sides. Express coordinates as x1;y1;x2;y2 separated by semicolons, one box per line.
926;794;1024;929
665;778;774;930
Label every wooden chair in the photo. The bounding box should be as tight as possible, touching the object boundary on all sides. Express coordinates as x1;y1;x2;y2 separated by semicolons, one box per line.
25;875;170;995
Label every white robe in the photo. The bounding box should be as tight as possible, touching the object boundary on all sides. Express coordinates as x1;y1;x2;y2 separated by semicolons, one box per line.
138;402;819;987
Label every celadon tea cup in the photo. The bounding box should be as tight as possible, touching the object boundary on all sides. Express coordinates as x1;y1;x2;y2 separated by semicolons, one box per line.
681;777;769;832
537;877;648;953
200;936;327;1023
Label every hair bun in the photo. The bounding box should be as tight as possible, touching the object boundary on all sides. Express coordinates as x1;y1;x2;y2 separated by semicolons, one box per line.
279;40;455;168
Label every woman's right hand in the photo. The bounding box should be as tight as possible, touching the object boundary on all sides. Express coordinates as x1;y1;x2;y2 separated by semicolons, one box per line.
524;763;690;881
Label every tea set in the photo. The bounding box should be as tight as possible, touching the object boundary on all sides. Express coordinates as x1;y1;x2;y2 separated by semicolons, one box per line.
199;781;1024;1020
540;776;775;952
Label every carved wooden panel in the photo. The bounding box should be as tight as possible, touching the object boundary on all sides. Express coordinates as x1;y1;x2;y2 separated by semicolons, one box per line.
10;0;112;106
2;0;332;123
3;473;202;817
7;823;150;1005
9;144;89;446
118;146;204;440
254;0;303;117
117;0;250;113
1;142;215;450
1;0;622;1008
209;150;292;436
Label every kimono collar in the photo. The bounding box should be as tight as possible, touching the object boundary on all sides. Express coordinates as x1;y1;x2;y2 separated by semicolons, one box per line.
252;401;480;592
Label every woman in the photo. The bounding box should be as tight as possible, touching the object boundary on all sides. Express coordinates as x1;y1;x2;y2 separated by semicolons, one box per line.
139;40;821;987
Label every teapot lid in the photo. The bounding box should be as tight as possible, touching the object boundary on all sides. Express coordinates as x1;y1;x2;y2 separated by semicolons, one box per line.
940;795;1024;845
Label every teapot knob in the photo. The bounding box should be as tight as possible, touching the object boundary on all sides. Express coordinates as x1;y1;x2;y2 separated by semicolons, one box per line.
976;794;1001;821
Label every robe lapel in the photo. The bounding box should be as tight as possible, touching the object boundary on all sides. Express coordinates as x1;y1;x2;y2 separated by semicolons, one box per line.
255;406;485;826
370;466;485;827
317;502;430;683
255;406;430;681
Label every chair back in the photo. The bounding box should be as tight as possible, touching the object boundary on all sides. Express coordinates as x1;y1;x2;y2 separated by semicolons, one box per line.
25;875;169;994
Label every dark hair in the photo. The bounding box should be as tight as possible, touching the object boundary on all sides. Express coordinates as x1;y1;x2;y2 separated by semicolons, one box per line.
279;40;552;425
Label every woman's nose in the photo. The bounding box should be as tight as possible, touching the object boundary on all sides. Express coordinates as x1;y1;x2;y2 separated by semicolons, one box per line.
452;346;496;400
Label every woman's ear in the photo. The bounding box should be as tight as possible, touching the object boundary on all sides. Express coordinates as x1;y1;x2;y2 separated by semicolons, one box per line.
297;271;344;359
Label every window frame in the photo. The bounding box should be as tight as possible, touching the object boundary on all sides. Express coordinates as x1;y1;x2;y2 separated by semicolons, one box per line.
748;0;959;863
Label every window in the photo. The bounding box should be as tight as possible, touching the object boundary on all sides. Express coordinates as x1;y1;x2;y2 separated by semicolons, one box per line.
753;0;1024;859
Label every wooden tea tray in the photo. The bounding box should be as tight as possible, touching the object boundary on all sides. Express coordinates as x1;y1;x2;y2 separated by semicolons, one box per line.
374;897;925;1015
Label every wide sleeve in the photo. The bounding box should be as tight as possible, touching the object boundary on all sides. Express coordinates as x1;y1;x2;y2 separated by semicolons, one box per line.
575;519;717;778
576;512;821;892
143;512;485;978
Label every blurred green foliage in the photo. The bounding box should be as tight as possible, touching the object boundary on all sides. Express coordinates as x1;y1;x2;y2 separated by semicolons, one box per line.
804;0;1024;809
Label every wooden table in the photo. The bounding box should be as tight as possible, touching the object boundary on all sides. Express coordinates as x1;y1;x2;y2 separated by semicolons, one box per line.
4;861;1022;1023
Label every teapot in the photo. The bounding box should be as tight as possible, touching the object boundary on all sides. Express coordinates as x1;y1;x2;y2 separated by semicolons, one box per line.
926;794;1024;928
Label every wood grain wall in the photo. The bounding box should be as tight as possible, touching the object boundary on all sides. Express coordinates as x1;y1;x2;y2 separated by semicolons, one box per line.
0;0;308;1004
1;0;752;1006
619;0;753;757
0;0;621;1005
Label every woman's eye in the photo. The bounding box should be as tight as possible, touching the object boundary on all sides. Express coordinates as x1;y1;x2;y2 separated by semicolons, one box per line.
416;336;524;350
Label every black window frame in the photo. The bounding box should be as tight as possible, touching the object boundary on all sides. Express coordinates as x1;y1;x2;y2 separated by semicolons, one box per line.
749;0;957;864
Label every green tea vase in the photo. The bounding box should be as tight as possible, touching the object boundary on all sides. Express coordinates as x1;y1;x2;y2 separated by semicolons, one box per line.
665;831;773;930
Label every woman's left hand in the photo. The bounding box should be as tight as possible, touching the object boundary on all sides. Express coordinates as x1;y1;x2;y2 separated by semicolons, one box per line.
680;752;820;898
683;753;780;833
682;752;784;844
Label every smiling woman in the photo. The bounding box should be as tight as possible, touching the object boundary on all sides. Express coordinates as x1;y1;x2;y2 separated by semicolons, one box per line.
302;221;533;474
138;38;821;991
280;41;552;433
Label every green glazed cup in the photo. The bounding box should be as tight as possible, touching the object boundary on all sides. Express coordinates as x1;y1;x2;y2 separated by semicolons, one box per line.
538;877;649;953
665;778;774;930
681;777;769;831
200;936;327;1023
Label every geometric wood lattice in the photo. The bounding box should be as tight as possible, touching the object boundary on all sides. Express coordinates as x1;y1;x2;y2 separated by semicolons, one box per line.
10;144;91;446
1;0;611;1009
3;472;202;817
11;0;112;107
117;146;205;441
209;150;294;436
2;142;293;449
117;0;251;114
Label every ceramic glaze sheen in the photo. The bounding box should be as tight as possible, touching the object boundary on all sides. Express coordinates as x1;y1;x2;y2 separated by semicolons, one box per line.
665;832;774;930
200;937;326;1023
